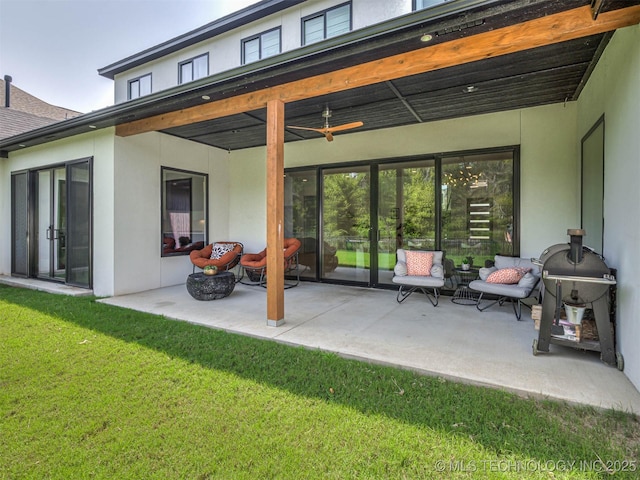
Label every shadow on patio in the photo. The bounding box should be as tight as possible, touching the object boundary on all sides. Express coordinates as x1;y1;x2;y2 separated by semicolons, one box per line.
100;281;640;414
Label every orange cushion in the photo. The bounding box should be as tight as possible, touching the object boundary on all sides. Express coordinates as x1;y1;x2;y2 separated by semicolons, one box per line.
405;251;433;276
486;267;530;284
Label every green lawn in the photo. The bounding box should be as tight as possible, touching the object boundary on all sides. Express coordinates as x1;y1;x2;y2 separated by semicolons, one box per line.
1;284;639;479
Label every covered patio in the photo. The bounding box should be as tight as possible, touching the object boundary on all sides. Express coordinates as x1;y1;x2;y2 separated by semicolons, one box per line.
96;280;640;414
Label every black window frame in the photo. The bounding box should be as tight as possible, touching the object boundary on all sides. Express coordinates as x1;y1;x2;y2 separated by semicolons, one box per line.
301;2;352;46
127;73;152;100
241;27;282;65
178;53;209;84
161;166;209;258
413;0;450;11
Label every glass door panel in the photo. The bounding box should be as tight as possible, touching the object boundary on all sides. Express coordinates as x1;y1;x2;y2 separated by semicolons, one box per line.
441;152;514;269
321;166;370;283
11;172;29;276
67;161;91;287
285;169;318;279
35;167;66;281
377;160;436;285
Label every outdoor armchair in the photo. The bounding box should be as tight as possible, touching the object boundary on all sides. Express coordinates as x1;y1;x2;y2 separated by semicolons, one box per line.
392;249;445;306
240;237;302;288
468;255;541;320
189;241;244;274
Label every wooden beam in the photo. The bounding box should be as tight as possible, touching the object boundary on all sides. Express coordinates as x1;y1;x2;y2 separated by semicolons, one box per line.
266;99;285;326
116;5;640;138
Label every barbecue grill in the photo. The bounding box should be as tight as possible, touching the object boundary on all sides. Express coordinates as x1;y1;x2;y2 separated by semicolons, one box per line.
532;229;622;369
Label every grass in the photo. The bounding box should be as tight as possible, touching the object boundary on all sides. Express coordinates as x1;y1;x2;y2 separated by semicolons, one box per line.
1;284;639;479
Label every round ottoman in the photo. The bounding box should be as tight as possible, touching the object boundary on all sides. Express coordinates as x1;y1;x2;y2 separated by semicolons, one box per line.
186;271;235;300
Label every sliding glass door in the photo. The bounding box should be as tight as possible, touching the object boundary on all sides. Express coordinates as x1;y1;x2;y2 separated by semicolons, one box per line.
377;160;436;285
441;151;515;268
321;165;371;283
36;167;67;281
11;158;92;288
285;147;517;288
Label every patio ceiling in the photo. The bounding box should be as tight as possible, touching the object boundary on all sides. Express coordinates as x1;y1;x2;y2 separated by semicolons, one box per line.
161;33;610;151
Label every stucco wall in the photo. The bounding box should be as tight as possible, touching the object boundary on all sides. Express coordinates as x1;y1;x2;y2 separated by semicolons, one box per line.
113;0;420;103
229;103;578;258
0;129;116;296
112;132;230;296
577;24;640;390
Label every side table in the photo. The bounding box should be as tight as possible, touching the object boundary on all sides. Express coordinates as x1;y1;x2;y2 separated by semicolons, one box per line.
452;268;480;305
186;271;235;300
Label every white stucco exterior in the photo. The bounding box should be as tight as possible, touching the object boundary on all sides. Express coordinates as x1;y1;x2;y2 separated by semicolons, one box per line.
577;24;640;389
112;0;424;104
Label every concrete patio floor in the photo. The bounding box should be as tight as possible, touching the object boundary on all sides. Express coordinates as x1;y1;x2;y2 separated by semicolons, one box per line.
91;280;640;415
2;274;638;413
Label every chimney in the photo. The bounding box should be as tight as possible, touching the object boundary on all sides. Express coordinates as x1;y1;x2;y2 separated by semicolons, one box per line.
4;75;12;108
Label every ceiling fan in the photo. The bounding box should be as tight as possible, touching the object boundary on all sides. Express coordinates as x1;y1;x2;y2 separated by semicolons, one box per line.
287;106;363;142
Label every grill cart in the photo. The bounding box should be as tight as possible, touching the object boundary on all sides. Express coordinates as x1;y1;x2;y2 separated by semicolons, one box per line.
532;229;622;370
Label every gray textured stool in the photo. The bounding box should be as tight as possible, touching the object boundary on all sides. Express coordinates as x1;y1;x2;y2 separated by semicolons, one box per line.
186;271;235;300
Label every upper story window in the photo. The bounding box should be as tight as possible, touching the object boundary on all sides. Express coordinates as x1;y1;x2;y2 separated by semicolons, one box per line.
179;53;209;84
414;0;450;10
128;73;152;100
302;2;351;46
242;28;281;64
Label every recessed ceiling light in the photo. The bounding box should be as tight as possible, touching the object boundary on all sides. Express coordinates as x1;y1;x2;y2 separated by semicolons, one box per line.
18;144;26;147
464;85;478;93
420;33;433;43
88;125;97;129
201;95;211;100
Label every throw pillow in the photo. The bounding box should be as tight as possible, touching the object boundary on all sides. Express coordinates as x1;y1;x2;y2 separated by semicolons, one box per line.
210;243;234;260
405;251;433;276
517;272;538;289
479;267;497;281
394;261;408;277
486;267;530;284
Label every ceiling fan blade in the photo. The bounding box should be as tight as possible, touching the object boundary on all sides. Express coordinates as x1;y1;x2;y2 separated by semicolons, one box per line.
326;121;364;133
286;125;325;133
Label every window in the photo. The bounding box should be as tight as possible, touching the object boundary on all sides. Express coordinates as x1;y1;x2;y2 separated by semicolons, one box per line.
161;167;208;256
128;73;152;100
242;28;281;64
179;54;209;84
413;0;450;10
302;3;351;46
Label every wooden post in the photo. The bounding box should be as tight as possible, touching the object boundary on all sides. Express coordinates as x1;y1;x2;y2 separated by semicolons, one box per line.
266;99;285;326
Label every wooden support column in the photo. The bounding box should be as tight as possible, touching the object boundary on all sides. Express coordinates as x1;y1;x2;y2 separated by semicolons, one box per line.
266;99;285;326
